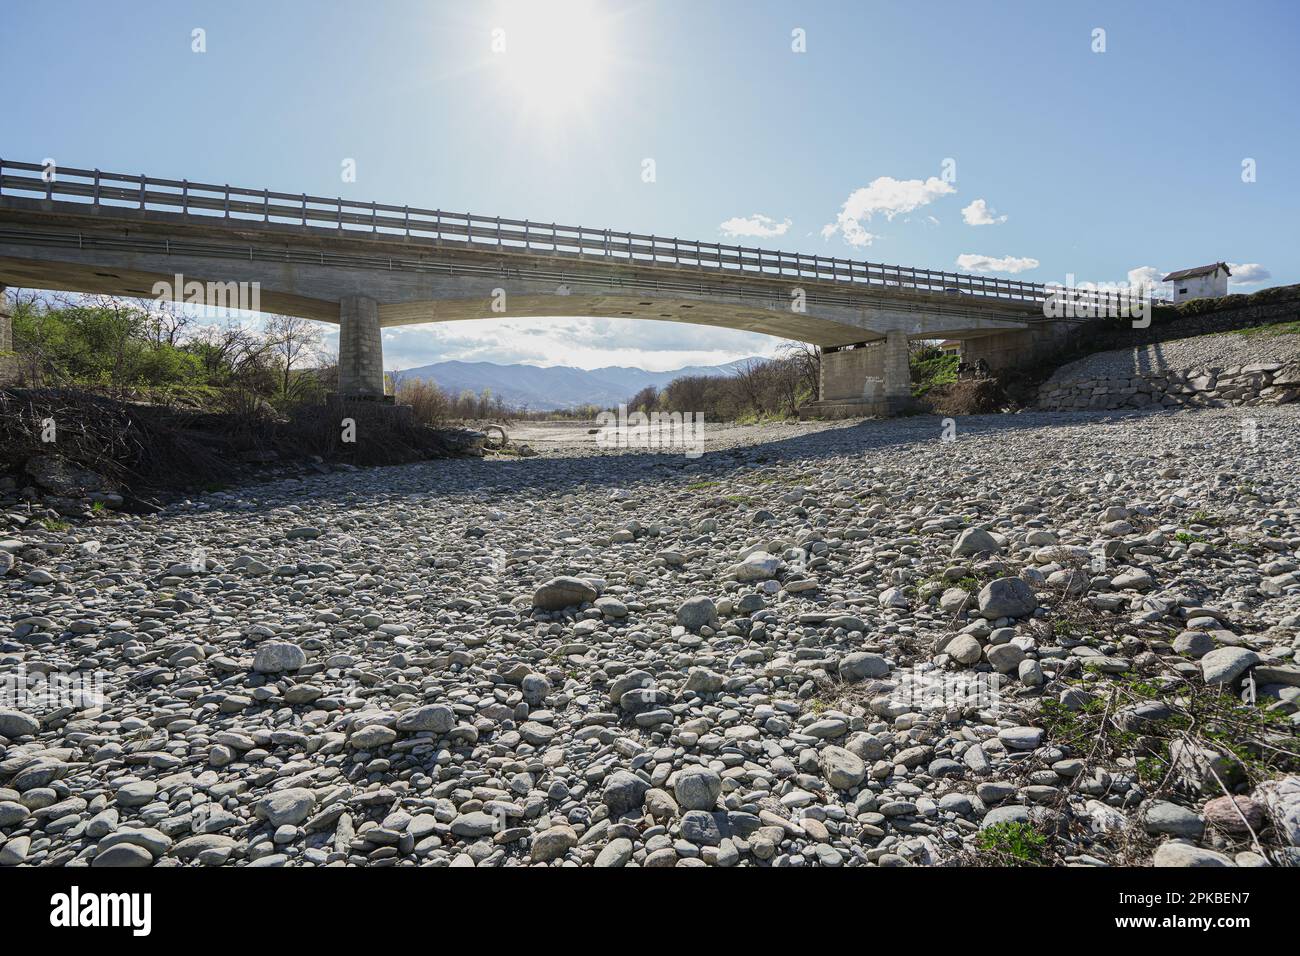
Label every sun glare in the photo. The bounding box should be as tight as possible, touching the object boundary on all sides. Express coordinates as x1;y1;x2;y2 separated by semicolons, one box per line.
492;0;615;118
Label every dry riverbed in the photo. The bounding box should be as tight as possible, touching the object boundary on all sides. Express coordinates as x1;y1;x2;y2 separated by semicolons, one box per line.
2;405;1299;867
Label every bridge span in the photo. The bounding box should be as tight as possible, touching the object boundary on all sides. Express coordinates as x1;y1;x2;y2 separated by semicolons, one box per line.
0;161;1087;414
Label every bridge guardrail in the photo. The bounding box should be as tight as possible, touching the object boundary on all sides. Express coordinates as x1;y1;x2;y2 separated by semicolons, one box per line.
0;159;1147;314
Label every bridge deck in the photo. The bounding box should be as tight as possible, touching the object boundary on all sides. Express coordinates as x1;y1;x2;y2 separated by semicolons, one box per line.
0;159;1074;311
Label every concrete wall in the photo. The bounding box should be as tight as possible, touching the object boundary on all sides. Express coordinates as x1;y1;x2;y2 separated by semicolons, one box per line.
959;320;1080;372
338;295;384;397
0;286;14;385
959;330;1028;371
881;330;911;404
816;330;911;410
1171;270;1229;303
820;344;884;401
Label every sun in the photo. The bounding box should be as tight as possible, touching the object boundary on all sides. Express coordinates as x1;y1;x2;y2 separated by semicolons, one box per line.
491;0;616;119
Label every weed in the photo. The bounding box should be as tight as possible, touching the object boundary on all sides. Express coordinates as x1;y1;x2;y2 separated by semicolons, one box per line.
974;822;1047;865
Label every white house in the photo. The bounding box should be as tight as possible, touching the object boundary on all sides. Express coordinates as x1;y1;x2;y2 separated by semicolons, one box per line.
1162;262;1231;303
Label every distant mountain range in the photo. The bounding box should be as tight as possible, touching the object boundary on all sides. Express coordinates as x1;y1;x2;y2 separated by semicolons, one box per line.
394;358;758;410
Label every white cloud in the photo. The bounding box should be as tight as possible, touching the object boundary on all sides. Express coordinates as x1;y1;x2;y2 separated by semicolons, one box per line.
1127;266;1165;288
1228;262;1271;285
961;199;1006;226
956;253;1040;274
822;176;956;247
371;317;792;372
719;213;792;239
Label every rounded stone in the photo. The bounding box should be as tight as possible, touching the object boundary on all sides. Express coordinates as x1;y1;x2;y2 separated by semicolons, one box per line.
673;766;722;811
676;595;718;631
952;527;1001;557
252;642;307;673
819;746;866;790
531;825;578;861
602;770;649;815
532;576;598;610
840;652;889;681
92;843;154;868
396;704;456;734
0;710;40;739
946;634;983;666
978;577;1038;619
1152;842;1236;867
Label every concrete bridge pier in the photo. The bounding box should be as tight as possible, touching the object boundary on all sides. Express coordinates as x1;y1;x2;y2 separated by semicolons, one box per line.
0;284;14;384
338;294;385;398
805;329;914;418
881;330;912;411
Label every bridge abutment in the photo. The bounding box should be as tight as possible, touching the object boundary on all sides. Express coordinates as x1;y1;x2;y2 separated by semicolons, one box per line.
338;294;385;398
958;318;1078;372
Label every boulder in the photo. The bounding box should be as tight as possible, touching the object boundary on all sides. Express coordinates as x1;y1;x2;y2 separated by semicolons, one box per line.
978;577;1038;619
532;576;598;610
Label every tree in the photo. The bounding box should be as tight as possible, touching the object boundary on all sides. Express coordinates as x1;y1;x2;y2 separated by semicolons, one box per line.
627;384;659;413
731;358;771;417
778;342;820;405
186;320;276;388
141;299;191;348
264;314;323;395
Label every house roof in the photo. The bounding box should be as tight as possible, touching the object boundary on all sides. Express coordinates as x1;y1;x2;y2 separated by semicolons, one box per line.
1162;262;1231;282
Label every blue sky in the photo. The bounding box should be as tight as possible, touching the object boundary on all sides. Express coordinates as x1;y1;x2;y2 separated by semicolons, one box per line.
4;0;1296;370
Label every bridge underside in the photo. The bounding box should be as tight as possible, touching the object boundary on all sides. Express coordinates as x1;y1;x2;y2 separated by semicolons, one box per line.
0;199;1069;411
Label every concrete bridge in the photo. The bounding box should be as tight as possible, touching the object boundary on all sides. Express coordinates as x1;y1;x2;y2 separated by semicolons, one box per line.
0;160;1092;414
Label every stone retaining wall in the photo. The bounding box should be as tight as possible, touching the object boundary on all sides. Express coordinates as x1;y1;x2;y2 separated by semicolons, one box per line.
1038;360;1300;411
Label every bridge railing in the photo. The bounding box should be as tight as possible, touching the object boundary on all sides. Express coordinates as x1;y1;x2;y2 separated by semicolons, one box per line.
0;159;1147;314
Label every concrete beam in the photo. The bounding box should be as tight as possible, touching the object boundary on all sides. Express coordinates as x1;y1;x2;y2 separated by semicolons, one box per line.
338;295;384;398
0;209;1043;348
